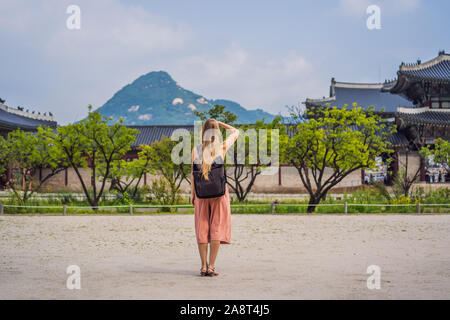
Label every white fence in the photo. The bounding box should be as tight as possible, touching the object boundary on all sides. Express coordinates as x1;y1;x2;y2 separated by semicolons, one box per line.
1;202;450;215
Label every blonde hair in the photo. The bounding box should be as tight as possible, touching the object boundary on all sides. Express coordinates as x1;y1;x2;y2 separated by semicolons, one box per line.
201;118;221;180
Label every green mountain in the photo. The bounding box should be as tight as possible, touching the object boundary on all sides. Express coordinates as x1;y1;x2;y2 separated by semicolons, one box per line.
94;71;276;125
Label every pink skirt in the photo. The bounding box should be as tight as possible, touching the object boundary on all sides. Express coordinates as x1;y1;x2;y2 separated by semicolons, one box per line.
194;186;231;244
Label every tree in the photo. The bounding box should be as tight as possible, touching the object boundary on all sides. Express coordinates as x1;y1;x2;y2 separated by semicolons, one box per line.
0;135;7;182
194;104;285;202
104;144;153;200
226;117;286;201
285;106;394;213
146;136;191;205
52;108;138;209
194;104;237;124
390;148;421;197
2;127;66;203
420;138;450;166
285;102;306;125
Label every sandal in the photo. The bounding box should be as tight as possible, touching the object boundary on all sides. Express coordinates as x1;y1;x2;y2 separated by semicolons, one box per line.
200;265;208;276
207;266;219;277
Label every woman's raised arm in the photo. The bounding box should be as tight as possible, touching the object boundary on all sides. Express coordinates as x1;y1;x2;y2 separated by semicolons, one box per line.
217;121;239;154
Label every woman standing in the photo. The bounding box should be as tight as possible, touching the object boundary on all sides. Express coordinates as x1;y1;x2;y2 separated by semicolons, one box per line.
191;118;239;276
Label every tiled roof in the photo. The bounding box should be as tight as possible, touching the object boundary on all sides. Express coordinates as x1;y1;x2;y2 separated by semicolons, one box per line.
305;80;413;113
388;131;409;147
0;106;57;130
398;53;450;83
130;123;410;148
397;110;450;126
129;125;194;147
382;52;450;95
286;123;408;147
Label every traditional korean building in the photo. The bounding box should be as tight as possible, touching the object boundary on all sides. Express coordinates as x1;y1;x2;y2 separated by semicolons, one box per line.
0;101;57;188
305;51;450;184
382;51;450;142
305;79;414;116
0;101;57;136
382;51;450;181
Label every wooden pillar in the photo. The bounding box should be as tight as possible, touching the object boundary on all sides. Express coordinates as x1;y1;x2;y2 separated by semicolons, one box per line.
387;150;399;185
420;156;426;182
361;169;365;185
144;172;147;186
393;151;399;176
278;166;282;186
39;167;42;183
64;167;68;186
251;165;254;180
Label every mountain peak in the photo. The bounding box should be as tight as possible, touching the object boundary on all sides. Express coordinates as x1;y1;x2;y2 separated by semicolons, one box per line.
95;71;276;125
132;70;176;87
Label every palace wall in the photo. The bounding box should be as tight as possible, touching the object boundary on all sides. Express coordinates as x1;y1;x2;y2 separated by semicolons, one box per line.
30;151;423;194
34;165;364;194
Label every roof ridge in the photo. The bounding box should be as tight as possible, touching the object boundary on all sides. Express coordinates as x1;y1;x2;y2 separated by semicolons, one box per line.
305;96;336;103
333;82;384;89
0;103;55;122
400;52;450;71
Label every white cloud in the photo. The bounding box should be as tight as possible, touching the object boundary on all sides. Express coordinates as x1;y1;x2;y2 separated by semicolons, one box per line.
0;0;192;124
172;98;183;105
128;105;139;112
173;45;320;115
138;114;152;120
196;97;208;104
187;104;197;111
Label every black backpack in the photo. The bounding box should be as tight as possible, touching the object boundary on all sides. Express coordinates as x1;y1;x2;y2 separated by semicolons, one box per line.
193;146;227;199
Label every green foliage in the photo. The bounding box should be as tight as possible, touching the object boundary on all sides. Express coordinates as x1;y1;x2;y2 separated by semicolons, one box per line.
146;136;190;205
104;145;153;199
2;187;448;215
420;138;450;165
195;104;238;124
195;104;288;202
52;108;138;209
1;127;66;203
227;117;287;201
285;105;394;213
148;177;182;212
0;135;8;185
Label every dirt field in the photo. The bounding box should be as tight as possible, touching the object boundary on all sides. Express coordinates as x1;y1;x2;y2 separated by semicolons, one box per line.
1;214;449;299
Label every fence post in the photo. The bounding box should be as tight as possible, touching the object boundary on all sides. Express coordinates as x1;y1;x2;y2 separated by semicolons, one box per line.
344;202;348;214
129;204;133;215
270;201;279;214
63;204;66;216
0;202;3;215
417;202;421;214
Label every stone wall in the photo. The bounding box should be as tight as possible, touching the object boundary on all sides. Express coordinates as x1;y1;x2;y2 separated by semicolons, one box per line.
24;150;439;195
34;165;364;194
397;151;422;179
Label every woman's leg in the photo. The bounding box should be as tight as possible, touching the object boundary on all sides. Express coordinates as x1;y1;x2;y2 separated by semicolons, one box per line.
208;240;220;268
198;243;208;268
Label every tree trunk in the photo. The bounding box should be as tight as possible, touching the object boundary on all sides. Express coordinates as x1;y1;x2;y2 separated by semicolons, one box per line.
307;196;319;213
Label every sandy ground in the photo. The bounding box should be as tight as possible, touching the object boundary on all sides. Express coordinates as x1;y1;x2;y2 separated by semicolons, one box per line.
0;214;449;300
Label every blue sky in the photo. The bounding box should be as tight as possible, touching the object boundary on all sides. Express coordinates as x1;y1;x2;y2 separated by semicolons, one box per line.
0;0;449;124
